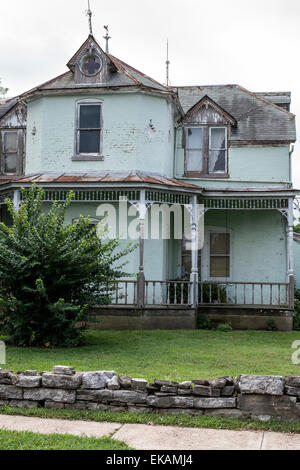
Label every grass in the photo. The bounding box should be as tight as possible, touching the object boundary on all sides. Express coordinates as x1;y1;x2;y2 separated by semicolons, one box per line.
0;428;132;450
1;405;300;435
2;330;300;381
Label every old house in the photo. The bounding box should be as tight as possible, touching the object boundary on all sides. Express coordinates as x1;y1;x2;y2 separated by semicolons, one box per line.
0;33;297;330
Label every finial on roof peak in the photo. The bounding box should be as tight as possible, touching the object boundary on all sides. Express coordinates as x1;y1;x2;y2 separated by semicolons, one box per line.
103;25;111;54
86;0;93;36
165;39;170;86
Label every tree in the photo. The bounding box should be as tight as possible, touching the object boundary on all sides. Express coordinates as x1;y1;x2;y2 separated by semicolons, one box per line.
0;185;134;347
0;79;8;99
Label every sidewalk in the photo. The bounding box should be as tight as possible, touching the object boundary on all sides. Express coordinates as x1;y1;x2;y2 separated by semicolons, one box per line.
0;414;300;450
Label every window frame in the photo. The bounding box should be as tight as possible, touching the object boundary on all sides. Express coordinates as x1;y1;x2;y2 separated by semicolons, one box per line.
205;228;232;282
73;99;104;161
0;129;24;176
184;125;229;178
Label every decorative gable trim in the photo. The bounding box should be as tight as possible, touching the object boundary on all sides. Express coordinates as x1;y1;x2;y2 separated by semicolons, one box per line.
67;35;118;85
0;102;27;128
180;95;237;127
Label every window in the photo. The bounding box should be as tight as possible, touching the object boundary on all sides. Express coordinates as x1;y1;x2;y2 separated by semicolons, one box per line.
185;126;228;177
186;128;203;172
209;127;227;173
209;232;230;278
1;130;22;175
75;101;102;159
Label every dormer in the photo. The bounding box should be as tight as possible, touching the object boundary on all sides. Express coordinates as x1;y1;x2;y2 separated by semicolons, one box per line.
67;35;117;85
180;95;237;178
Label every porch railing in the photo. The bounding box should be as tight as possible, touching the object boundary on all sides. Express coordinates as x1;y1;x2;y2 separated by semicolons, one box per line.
198;281;291;309
104;280;192;306
145;280;192;306
103;279;293;309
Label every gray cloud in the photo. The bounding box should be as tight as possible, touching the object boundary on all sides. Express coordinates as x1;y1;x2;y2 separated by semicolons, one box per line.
0;0;299;186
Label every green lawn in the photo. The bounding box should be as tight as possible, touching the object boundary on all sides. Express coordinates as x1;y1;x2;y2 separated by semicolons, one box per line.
2;405;300;435
2;329;300;381
0;429;132;450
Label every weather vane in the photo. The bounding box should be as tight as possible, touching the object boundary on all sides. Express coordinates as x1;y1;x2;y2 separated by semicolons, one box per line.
103;25;111;54
86;0;93;36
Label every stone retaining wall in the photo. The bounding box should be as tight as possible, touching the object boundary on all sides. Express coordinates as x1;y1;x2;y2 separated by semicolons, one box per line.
1;366;300;421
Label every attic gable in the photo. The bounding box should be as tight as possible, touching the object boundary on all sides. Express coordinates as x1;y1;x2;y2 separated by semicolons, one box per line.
181;95;237;127
67;35;117;85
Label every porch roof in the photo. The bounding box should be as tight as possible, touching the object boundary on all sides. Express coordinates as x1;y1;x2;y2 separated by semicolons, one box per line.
202;187;299;198
0;171;203;194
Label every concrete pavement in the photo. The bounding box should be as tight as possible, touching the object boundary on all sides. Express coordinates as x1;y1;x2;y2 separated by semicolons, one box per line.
0;414;300;450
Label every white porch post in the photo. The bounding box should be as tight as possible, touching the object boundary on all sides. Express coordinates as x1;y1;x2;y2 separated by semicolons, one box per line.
287;197;294;308
137;189;146;307
190;195;199;308
13;189;21;209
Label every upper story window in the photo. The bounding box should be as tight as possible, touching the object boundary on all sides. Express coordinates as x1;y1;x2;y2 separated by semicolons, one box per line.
0;130;23;175
185;126;228;177
73;100;103;161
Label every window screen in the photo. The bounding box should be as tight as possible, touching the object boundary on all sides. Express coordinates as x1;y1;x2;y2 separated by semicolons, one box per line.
209;127;227;173
210;232;230;278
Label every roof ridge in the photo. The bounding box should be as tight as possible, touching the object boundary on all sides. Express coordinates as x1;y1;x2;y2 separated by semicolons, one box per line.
237;85;295;117
108;55;168;91
19;71;72;98
107;55;141;86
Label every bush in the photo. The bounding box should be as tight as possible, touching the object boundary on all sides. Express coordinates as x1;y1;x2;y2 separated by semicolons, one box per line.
0;185;134;347
293;298;300;331
216;323;233;332
266;318;277;331
196;315;212;330
201;284;228;304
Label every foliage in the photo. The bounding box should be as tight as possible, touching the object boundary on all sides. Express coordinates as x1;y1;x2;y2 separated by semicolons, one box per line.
0;429;132;450
3;405;300;435
196;314;212;330
0;185;134;347
293;297;300;331
169;281;228;305
201;283;228;303
0;79;8;98
266;318;277;332
294;218;300;234
216;323;233;333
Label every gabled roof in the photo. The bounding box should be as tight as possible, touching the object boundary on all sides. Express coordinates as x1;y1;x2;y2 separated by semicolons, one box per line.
19;35;169;97
180;94;237;127
0;98;18;120
176;85;296;143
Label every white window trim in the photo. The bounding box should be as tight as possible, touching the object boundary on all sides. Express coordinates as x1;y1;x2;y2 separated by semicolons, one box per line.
208;126;228;174
74;99;103;159
202;226;232;281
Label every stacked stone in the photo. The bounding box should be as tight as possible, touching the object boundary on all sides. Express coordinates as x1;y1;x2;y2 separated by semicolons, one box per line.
237;375;300;420
1;367;300;420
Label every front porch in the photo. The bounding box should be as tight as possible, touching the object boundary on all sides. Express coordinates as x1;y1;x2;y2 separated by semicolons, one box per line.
0;178;296;330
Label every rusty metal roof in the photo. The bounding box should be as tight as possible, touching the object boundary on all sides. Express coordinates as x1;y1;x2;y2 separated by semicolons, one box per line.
6;171;202;191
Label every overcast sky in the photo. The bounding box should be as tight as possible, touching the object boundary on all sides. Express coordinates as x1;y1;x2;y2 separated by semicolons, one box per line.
0;0;299;186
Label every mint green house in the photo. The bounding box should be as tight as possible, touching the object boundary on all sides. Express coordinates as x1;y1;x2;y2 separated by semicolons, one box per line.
0;35;297;330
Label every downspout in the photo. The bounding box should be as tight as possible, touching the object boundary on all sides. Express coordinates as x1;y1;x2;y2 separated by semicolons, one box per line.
289;145;294;188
